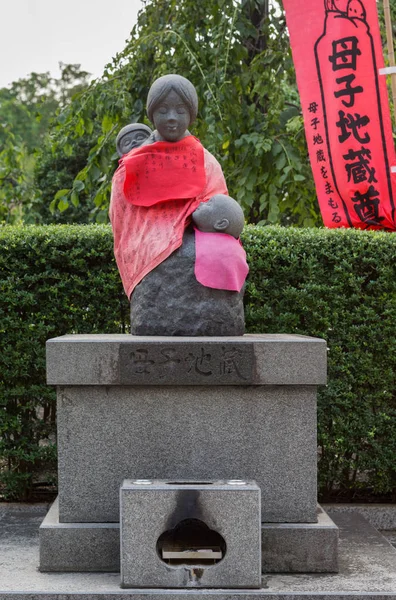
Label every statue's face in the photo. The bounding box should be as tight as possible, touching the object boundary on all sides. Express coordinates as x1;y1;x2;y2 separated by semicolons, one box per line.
192;198;218;232
118;129;150;155
152;89;190;142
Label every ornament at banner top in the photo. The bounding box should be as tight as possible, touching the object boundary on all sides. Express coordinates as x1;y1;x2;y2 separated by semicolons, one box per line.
347;0;366;21
326;0;366;21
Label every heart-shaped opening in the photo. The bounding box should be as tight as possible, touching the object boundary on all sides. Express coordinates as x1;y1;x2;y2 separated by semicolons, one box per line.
157;518;226;566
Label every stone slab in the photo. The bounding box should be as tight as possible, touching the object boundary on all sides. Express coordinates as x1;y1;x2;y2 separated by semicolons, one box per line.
46;334;327;386
2;505;396;598
324;503;396;531
261;505;338;573
56;384;317;523
39;500;337;575
120;479;261;588
39;498;120;572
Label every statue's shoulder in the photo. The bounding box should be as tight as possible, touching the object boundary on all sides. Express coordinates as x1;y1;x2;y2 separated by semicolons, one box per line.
202;147;223;174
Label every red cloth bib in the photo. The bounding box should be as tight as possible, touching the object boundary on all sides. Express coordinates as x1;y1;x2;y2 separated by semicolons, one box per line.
110;146;228;298
122;136;206;206
194;228;249;292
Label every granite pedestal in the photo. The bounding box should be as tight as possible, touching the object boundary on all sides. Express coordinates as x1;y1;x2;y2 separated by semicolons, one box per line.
40;333;338;574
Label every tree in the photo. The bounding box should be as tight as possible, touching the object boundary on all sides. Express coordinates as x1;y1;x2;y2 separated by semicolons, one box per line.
45;0;321;226
0;64;90;152
0;127;35;224
0;64;91;224
32;136;97;224
4;1;396;226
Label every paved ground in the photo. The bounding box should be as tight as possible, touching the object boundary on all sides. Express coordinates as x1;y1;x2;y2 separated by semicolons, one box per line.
1;503;396;598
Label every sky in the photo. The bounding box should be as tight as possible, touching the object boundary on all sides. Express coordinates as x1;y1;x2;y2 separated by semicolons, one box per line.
0;0;143;89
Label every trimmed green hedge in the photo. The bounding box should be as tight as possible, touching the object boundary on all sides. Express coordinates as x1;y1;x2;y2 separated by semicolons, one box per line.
0;225;129;500
1;225;395;501
244;226;396;500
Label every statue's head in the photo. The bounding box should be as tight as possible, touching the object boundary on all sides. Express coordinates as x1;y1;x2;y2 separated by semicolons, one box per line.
146;74;198;142
116;123;152;157
192;194;245;239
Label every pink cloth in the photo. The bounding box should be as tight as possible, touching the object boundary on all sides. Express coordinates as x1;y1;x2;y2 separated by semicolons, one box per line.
194;228;249;292
110;143;228;298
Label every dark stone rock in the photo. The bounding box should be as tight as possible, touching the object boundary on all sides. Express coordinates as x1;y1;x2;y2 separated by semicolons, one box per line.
130;227;245;336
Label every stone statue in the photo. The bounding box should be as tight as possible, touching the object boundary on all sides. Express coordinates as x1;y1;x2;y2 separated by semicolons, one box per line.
116;123;152;157
109;74;248;336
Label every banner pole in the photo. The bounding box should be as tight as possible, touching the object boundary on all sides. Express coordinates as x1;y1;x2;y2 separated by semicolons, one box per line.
383;0;396;118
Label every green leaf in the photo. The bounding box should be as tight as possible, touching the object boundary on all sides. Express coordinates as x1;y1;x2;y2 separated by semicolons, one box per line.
54;188;70;200
94;192;104;208
75;169;87;182
75;118;84;136
85;120;94;135
71;191;79;207
102;115;113;133
58;198;69;212
73;180;85;192
272;142;283;156
275;154;287;170
90;165;101;182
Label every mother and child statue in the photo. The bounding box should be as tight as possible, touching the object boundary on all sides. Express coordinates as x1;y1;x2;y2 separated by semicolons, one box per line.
110;74;249;336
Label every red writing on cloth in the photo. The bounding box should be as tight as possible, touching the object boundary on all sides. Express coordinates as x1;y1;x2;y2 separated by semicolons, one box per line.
122;135;206;206
110;141;228;298
283;0;396;230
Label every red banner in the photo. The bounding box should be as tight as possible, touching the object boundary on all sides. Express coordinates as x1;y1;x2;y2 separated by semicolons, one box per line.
284;0;396;230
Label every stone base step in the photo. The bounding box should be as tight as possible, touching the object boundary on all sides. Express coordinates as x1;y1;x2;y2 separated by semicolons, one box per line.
39;498;338;574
